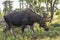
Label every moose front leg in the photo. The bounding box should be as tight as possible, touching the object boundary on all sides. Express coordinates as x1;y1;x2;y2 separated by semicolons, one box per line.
10;28;16;38
21;24;26;40
27;25;34;34
27;25;35;40
21;24;26;36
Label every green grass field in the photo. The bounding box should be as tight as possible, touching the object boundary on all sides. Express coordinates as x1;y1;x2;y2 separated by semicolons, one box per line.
0;23;60;40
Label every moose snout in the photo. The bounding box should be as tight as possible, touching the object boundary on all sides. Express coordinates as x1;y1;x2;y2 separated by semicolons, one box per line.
45;28;49;31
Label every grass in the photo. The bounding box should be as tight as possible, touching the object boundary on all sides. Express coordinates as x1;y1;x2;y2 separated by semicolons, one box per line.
0;24;60;40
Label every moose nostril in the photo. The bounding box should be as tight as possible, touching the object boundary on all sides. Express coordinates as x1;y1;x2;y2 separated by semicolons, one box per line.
45;28;49;31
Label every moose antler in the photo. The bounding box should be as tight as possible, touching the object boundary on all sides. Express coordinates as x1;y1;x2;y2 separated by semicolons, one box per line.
42;13;51;22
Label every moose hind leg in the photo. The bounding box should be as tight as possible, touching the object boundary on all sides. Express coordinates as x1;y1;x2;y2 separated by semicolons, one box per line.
3;25;10;40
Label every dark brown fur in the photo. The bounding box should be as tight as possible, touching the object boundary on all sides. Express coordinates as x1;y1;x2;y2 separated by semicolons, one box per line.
3;8;49;39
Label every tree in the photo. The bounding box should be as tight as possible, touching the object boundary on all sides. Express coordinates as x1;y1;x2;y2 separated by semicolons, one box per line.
0;8;1;14
3;0;13;14
39;0;59;22
45;0;59;22
18;0;59;22
19;0;25;10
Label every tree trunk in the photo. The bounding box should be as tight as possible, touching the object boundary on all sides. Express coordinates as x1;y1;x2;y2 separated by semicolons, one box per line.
50;0;56;22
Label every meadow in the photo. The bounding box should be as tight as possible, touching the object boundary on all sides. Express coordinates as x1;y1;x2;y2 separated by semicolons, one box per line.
0;23;60;40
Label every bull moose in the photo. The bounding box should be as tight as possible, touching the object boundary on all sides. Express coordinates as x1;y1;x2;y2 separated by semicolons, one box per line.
3;8;49;40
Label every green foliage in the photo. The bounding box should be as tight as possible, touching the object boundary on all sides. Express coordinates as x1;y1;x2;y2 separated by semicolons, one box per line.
35;6;40;13
0;24;60;40
55;10;60;15
39;0;45;2
33;0;37;5
3;1;13;14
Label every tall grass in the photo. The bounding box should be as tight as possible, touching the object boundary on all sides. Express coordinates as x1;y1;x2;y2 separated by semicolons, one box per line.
0;24;60;40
